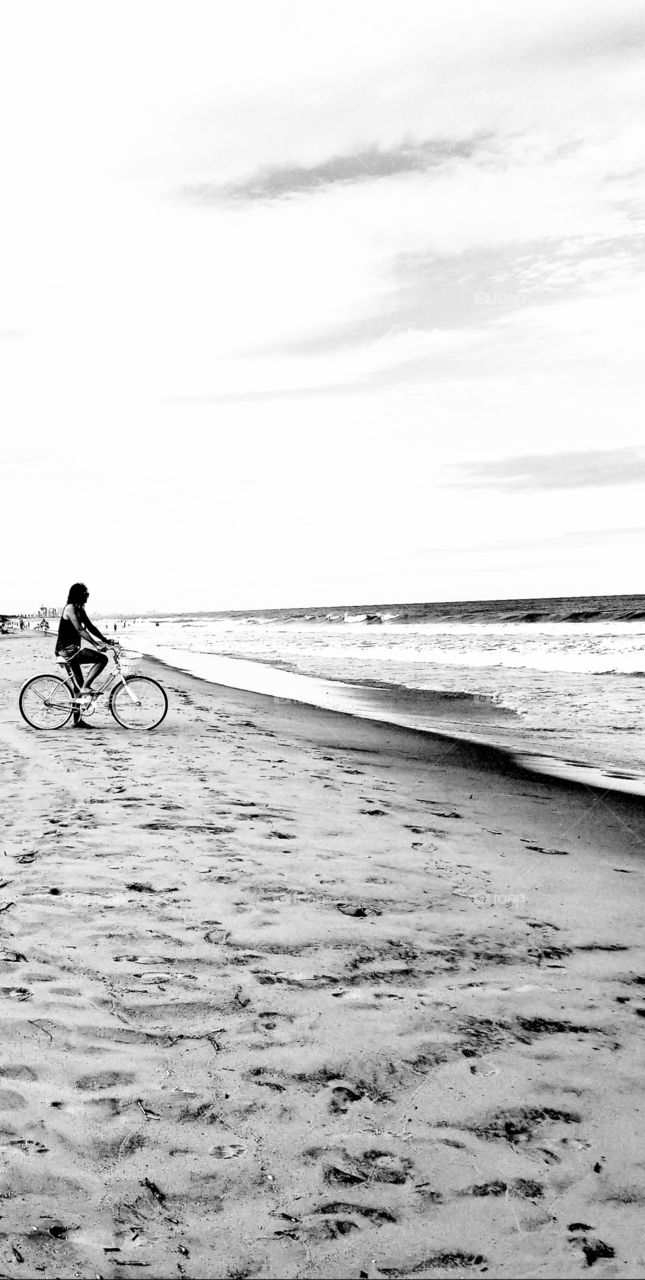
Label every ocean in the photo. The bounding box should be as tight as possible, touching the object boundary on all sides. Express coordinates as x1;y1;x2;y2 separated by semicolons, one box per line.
111;594;645;797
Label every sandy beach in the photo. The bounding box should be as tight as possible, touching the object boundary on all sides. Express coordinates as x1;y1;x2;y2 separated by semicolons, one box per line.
0;632;643;1279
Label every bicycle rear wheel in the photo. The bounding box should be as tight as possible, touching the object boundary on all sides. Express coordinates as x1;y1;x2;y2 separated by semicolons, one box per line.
19;675;74;730
109;677;168;730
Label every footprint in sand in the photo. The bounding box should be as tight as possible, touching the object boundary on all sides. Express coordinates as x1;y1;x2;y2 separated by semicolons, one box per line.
275;1200;398;1245
75;1070;137;1091
0;1088;26;1109
322;1147;414;1185
524;843;569;856
309;1201;397;1234
460;1176;544;1200
0;1065;37;1081
464;1104;581;1145
328;1084;364;1114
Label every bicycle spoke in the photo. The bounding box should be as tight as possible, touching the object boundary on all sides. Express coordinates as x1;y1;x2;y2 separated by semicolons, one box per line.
19;676;74;730
109;677;168;730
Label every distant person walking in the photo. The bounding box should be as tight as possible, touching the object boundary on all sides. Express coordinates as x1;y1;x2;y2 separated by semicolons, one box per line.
55;583;116;728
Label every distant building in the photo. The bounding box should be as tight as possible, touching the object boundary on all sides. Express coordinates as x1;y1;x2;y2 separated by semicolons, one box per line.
39;605;59;618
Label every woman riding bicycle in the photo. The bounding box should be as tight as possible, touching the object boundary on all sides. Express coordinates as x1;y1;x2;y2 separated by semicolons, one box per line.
55;583;116;728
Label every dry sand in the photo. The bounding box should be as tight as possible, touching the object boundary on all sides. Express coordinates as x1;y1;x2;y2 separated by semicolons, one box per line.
0;632;644;1279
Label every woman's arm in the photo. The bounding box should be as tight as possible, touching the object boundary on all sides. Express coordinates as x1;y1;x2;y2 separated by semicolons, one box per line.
70;605;113;648
84;616;111;644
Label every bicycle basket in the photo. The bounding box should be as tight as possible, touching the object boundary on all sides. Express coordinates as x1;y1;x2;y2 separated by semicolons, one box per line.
119;650;142;676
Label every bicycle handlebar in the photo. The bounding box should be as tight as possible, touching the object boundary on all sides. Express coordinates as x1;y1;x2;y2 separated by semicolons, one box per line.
102;641;124;659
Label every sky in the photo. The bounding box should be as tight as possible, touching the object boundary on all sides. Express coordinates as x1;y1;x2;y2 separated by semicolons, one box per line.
1;0;644;614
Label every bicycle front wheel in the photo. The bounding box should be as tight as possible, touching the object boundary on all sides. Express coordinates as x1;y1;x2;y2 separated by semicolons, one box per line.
109;677;168;730
19;675;74;730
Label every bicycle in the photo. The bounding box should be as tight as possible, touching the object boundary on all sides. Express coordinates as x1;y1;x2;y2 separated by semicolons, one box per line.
19;644;168;731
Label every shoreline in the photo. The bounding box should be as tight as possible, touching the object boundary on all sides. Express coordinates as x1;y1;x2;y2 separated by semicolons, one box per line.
142;648;645;801
1;633;644;1278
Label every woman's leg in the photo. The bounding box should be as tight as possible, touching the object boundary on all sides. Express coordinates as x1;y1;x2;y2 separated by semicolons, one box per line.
68;654;86;725
68;655;84;691
78;649;108;691
68;650;108;726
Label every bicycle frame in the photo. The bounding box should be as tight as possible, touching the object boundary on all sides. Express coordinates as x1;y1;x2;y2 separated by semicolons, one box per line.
60;647;140;704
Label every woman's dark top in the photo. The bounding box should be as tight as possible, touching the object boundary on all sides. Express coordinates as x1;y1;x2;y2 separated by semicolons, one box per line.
55;606;86;656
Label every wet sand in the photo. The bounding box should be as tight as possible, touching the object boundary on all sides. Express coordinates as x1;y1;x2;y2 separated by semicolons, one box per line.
0;633;644;1278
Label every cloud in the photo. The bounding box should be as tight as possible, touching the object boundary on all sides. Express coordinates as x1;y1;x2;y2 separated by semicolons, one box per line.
418;523;645;553
447;447;645;491
164;356;443;405
265;228;645;359
274;242;562;353
166;380;371;405
182;134;488;204
529;11;645;65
